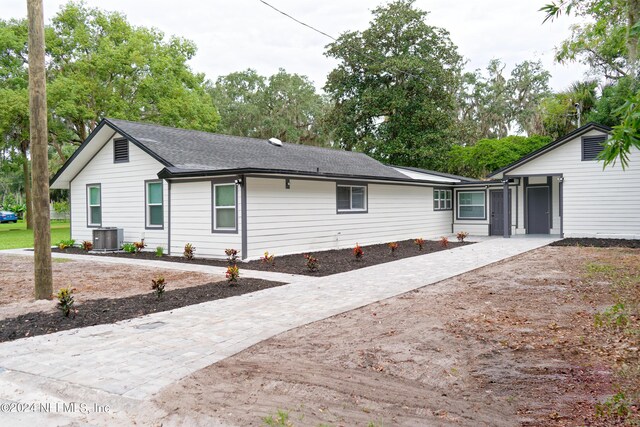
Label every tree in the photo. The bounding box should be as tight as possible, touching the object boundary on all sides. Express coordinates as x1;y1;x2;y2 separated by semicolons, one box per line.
541;0;640;167
209;68;329;145
587;76;636;126
456;59;550;143
535;79;598;138
324;0;463;170
27;0;52;299
444;135;552;178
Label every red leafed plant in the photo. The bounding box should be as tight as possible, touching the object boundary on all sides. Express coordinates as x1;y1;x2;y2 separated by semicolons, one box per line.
226;265;240;285
82;240;93;251
457;231;469;242
353;243;364;260
134;241;146;253
414;238;425;251
439;236;449;248
261;251;275;266
225;248;238;265
303;253;319;272
388;242;399;255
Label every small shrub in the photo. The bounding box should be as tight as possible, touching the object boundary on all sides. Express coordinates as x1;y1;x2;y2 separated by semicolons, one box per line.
226;265;240;285
81;240;93;251
57;239;75;250
55;287;76;318
414;238;425;251
457;231;469;242
595;391;631;418
134;241;146;253
439;236;449;248
388;242;399;255
225;248;238;265
151;276;165;299
261;251;275;266
184;243;195;260
303;253;319;272
122;243;137;254
594;302;629;329
155;246;164;257
353;243;364;260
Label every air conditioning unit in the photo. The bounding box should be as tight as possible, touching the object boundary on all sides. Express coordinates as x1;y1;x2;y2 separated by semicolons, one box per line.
92;228;124;251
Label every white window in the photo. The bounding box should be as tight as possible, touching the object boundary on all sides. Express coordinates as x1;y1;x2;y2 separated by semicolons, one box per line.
213;183;237;231
433;189;452;210
146;181;163;228
87;184;101;226
458;191;485;219
337;185;367;213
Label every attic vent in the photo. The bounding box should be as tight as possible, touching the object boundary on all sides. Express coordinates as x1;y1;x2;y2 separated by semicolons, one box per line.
114;138;129;163
268;137;283;147
582;135;606;161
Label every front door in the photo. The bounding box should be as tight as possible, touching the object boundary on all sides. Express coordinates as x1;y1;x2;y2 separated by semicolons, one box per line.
527;186;550;234
490;190;510;236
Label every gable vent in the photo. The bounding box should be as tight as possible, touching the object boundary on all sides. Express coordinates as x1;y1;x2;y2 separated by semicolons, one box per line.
582;135;606;161
114;139;129;163
268;137;283;147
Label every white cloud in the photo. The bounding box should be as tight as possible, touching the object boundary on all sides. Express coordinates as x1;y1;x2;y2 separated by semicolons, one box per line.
4;0;589;91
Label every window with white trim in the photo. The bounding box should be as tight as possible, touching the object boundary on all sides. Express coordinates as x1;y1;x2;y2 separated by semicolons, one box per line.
337;185;367;213
457;191;485;219
433;189;452;210
146;181;163;228
87;184;101;226
213;183;237;231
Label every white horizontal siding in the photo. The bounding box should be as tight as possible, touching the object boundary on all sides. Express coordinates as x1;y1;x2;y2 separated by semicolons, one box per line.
245;177;452;259
169;180;242;258
508;129;640;238
70;134;168;250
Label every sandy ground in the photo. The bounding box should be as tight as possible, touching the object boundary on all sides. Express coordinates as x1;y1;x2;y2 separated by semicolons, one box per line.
151;246;635;426
0;254;224;320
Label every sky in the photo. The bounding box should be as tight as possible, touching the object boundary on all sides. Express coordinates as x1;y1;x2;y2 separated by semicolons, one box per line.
4;0;590;92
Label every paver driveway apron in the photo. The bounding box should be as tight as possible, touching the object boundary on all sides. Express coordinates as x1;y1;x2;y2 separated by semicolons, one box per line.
0;237;557;406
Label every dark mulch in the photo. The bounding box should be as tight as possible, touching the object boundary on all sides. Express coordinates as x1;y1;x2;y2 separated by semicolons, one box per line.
0;278;284;343
550;238;640;249
55;239;472;277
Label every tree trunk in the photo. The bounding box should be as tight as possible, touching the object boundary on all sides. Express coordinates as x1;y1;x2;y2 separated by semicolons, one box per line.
628;0;640;75
20;147;33;230
27;0;52;300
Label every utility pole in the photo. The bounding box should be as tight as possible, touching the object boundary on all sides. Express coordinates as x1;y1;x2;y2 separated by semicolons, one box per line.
27;0;53;299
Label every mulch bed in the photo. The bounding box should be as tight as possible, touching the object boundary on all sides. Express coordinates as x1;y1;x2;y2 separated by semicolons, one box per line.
55;239;472;277
0;278;284;343
550;237;640;248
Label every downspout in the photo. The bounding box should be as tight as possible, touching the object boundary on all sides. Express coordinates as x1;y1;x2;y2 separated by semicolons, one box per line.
558;176;564;237
241;174;248;260
502;179;510;238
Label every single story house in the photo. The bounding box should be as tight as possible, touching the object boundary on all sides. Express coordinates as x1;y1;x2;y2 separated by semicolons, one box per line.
50;119;639;260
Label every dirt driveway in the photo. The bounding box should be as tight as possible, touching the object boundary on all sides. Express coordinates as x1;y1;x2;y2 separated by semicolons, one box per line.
0;254;223;320
152;246;634;426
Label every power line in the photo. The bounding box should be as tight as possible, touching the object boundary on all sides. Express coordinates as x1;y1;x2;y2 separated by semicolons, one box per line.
257;0;336;41
256;0;437;86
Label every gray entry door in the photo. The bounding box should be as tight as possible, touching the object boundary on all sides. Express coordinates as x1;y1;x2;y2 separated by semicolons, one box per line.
490;190;506;236
527;186;550;234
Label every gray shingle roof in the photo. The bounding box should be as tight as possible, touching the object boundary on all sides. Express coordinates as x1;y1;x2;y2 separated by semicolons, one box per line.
107;118;408;180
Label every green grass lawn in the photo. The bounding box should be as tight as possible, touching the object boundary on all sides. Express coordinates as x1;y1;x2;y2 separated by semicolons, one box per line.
0;219;70;250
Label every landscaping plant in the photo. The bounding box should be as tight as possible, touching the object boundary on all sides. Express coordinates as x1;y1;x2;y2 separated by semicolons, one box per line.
155;246;164;257
151;276;165;299
122;243;137;254
414;238;425;251
388;242;399;255
261;251;275;266
134;241;146;253
55;287;76;318
439;236;449;248
81;240;93;251
226;265;240;285
303;253;319;272
457;231;469;242
225;248;238;265
57;239;75;250
353;243;364;260
184;243;195;260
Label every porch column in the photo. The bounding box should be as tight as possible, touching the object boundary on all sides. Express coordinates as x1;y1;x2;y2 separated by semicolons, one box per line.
502;179;510;238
